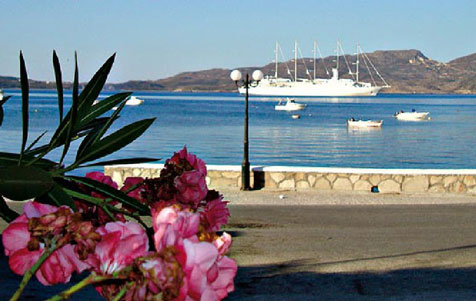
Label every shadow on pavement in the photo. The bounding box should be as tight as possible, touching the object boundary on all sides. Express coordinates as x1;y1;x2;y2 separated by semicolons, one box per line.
229;260;476;300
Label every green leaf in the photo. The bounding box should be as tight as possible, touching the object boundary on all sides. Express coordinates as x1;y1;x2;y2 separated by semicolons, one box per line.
0;95;10;127
53;51;64;122
89;97;127;147
0;152;56;169
76;97;128;160
25;131;47;152
67;176;149;215
19;51;29;163
80;92;130;126
0;195;19;223
59;52;79;165
0;95;11;106
0;165;54;200
37;54;115;162
79;157;158;168
77;118;155;165
77;53;116;116
35;182;77;210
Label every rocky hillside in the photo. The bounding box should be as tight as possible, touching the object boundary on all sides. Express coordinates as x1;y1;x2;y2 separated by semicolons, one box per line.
1;50;475;94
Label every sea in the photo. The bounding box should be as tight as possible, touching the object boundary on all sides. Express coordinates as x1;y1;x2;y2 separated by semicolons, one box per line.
1;89;475;176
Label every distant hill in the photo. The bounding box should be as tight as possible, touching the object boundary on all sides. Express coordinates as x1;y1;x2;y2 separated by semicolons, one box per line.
1;49;475;94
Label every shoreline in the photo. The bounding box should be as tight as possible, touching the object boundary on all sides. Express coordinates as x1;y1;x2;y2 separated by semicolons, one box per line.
2;88;476;96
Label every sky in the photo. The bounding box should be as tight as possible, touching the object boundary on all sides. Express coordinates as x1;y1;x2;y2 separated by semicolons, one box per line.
1;0;475;83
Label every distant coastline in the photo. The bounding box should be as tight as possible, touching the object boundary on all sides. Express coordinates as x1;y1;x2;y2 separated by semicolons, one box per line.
1;49;475;95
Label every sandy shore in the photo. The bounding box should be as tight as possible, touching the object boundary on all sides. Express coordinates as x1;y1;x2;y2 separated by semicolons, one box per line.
2;189;476;300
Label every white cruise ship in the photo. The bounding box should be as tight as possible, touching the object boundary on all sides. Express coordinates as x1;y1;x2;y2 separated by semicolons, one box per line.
239;41;389;97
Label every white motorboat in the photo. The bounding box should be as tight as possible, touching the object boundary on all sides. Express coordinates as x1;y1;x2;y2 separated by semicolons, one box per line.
0;89;4;101
126;96;144;106
275;98;306;111
239;41;390;97
291;114;301;119
347;118;383;128
394;111;429;121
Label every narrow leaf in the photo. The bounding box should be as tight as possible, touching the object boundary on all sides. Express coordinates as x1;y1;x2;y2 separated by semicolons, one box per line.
0;165;54;200
0;95;11;106
0;95;10;127
25;131;48;152
39;54;115;161
19;51;29;164
80;92;131;126
90;98;128;147
0;152;56;168
67;176;149;215
53;51;64;122
79;157;158;168
35;182;77;210
25;122;102;157
77;53;116;116
77;118;154;165
0;195;20;223
59;52;79;165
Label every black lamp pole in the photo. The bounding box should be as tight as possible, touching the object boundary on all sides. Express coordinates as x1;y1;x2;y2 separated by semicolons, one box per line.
242;73;251;191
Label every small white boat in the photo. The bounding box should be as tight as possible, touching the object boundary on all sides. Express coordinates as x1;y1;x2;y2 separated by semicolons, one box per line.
126;96;144;106
275;98;306;111
291;114;301;119
347;118;383;128
394;111;429;121
0;89;4;101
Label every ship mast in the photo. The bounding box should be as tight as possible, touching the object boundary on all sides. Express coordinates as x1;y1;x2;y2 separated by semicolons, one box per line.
356;44;360;82
294;40;298;82
275;41;279;78
313;41;317;80
336;41;339;72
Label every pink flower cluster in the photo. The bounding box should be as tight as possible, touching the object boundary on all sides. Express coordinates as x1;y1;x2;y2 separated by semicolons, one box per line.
2;147;236;301
2;202;94;285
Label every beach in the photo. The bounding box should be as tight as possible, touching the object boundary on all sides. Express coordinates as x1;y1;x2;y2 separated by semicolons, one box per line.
2;189;476;299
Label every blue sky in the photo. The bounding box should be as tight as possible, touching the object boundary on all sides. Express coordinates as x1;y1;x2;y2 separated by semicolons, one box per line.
1;0;475;83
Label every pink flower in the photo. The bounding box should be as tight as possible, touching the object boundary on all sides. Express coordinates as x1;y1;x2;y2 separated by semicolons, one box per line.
152;206;199;251
182;239;237;300
75;172;125;226
88;221;148;275
174;170;208;208
121;177;146;204
86;172;118;198
200;197;230;232
2;202;90;285
213;232;232;257
167;146;207;176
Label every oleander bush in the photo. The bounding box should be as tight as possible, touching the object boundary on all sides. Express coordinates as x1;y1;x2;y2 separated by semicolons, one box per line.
0;52;236;300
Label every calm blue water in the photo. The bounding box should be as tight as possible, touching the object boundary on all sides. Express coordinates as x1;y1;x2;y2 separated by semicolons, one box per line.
1;89;476;175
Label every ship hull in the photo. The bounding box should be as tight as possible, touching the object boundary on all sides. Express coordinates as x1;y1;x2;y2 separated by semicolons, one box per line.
239;85;382;97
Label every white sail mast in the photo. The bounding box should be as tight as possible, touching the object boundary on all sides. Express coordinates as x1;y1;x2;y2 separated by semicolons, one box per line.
356;44;360;82
313;41;317;80
275;41;279;78
294;40;298;82
336;40;339;72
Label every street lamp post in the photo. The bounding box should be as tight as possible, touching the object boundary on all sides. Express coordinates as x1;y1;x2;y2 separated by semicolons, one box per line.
230;69;264;190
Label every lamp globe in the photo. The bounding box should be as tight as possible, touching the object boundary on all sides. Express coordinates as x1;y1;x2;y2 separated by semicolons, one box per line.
230;70;242;81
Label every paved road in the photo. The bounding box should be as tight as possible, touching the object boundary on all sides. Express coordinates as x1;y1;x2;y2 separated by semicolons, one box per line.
3;191;476;299
227;204;476;300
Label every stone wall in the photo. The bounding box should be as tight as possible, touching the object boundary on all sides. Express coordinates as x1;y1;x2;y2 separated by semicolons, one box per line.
104;164;476;194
